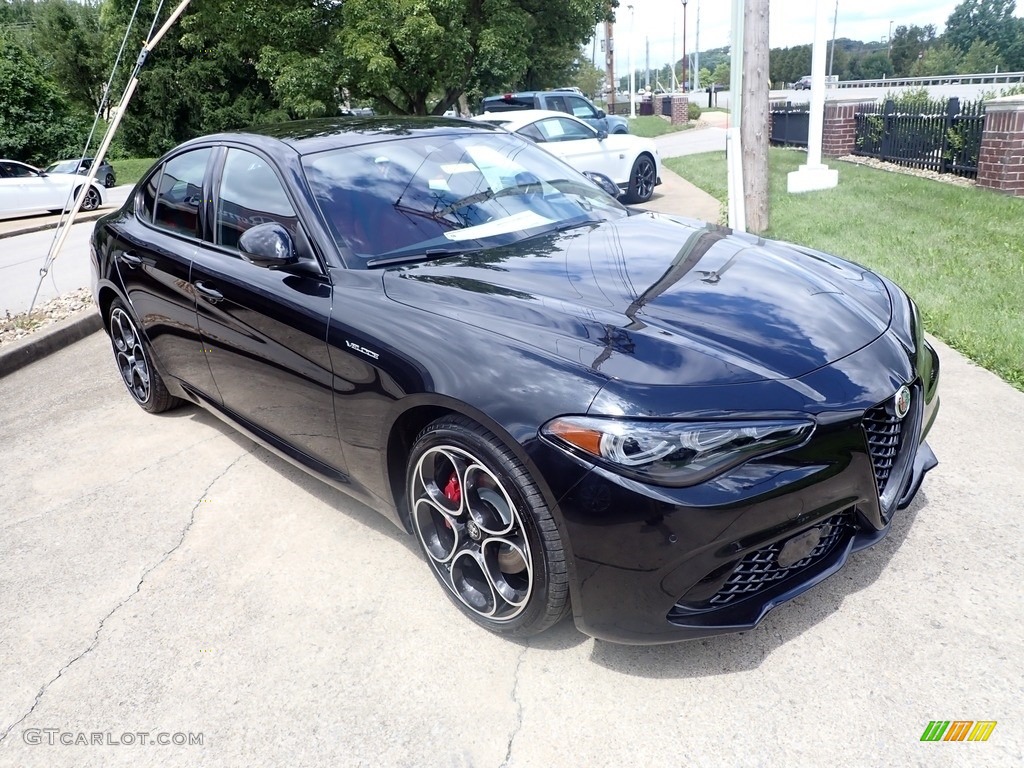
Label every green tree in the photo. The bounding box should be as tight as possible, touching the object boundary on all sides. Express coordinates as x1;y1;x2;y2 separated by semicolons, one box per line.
911;42;964;75
959;38;1005;72
945;0;1017;57
889;24;937;77
712;61;730;86
337;0;613;115
0;29;87;163
569;57;604;99
30;0;106;114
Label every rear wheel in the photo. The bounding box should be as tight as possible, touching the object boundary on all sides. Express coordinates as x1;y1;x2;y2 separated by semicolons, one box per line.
406;415;569;637
107;299;181;413
104;173;115;188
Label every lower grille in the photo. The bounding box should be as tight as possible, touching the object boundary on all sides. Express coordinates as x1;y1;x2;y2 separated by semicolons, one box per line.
678;513;856;611
863;401;905;496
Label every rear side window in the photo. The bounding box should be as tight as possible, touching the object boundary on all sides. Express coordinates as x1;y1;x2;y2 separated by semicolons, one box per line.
545;95;569;113
215;148;297;250
152;149;211;237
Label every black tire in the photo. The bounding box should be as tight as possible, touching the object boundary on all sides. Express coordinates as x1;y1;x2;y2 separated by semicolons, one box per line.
77;185;101;211
104;173;115;188
107;299;181;414
613;128;628;134
406;415;569;637
624;153;656;203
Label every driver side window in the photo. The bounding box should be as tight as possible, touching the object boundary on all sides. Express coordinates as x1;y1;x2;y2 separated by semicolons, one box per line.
567;96;597;119
215;149;298;252
534;118;596;143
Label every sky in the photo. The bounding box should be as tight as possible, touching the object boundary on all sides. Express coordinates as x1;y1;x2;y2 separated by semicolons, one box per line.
602;0;1024;73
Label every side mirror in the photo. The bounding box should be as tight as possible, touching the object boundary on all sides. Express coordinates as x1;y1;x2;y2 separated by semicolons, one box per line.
582;171;621;199
596;109;606;119
596;129;608;141
238;222;297;268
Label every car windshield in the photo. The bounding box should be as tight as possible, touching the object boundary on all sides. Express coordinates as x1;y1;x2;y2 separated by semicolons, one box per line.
46;160;81;174
302;131;627;261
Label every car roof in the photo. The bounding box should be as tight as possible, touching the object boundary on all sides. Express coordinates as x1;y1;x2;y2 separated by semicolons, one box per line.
475;109;587;131
175;117;501;158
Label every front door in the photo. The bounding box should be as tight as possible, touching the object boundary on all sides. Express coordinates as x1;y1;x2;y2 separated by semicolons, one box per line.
191;146;344;476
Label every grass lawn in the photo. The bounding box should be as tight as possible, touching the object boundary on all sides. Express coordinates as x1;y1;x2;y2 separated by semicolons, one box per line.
665;148;1024;391
110;158;156;187
628;116;692;138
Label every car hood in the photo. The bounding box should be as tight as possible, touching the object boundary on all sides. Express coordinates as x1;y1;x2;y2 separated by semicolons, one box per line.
382;213;892;386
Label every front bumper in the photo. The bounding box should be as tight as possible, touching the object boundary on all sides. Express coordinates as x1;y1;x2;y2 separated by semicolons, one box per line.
549;336;940;645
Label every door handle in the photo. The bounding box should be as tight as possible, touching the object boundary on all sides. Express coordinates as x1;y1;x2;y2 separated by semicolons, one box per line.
193;281;224;302
119;251;143;267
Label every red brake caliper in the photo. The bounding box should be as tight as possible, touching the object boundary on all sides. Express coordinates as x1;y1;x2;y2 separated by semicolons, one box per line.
442;471;461;528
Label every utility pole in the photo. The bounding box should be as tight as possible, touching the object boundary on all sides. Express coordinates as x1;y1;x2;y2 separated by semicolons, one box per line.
628;4;635;118
645;36;650;91
742;0;770;233
727;0;745;231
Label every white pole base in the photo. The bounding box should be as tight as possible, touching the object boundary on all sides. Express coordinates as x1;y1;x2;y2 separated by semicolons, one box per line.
787;164;838;194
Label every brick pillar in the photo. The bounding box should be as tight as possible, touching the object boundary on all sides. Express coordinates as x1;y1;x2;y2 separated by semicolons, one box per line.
977;96;1024;196
670;95;689;125
821;99;875;158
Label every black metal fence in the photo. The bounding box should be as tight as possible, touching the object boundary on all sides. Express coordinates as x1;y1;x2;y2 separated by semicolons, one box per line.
853;98;985;178
770;104;810;147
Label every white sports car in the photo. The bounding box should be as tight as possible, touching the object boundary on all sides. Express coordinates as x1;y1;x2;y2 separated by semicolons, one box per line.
474;109;661;203
0;158;104;217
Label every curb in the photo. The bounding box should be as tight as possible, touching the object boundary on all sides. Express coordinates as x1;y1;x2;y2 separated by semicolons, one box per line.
0;210;107;241
0;310;103;379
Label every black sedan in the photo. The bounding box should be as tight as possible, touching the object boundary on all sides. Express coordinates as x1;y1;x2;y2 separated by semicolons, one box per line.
91;118;939;644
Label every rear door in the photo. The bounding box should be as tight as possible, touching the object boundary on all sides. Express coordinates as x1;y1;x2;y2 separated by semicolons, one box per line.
111;148;215;394
564;95;608;133
190;146;344;475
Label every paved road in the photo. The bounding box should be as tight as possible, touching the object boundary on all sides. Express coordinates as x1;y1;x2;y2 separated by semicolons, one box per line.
0;332;1021;767
0;187;131;315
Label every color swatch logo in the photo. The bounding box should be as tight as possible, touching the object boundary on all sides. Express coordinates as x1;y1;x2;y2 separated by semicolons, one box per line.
920;721;997;742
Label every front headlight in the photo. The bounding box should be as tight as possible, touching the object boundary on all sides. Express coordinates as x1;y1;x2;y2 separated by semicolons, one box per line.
541;417;814;487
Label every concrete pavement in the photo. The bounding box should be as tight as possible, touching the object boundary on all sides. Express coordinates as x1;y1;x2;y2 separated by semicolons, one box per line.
0;333;1021;767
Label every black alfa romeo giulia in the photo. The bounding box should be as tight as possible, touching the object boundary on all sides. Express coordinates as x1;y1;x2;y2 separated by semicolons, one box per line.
91;118;939;644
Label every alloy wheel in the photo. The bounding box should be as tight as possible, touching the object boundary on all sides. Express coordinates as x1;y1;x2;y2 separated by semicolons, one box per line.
81;187;100;211
634;157;655;200
110;307;151;404
410;445;534;621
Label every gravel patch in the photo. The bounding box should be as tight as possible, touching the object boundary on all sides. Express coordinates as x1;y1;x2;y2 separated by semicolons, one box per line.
0;289;95;347
837;155;977;187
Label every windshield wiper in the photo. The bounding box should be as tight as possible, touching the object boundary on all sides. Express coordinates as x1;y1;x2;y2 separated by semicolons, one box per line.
366;248;474;268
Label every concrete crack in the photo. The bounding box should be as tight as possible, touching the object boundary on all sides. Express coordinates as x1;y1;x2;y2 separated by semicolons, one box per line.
500;644;529;768
0;450;250;744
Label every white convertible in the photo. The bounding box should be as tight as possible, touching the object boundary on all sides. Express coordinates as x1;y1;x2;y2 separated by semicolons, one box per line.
0;159;104;217
474;109;661;203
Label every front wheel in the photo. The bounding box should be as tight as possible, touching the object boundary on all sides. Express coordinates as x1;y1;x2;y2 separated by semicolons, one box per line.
78;186;101;211
406;415;569;637
624;154;656;203
104;173;115;188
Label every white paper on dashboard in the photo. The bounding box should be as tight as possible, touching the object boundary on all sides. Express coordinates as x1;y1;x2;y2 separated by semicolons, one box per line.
443;210;554;241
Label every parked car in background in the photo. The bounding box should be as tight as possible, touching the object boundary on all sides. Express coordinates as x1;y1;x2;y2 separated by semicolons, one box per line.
91;116;940;645
45;157;117;188
793;76;813;90
474;109;660;203
480;90;629;134
0;159;104;216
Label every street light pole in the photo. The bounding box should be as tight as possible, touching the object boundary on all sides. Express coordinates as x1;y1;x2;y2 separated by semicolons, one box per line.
628;4;635;118
681;0;689;92
888;19;894;59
